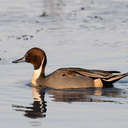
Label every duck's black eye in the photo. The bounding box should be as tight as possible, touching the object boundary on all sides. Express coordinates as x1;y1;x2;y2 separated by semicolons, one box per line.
27;53;32;57
28;53;30;56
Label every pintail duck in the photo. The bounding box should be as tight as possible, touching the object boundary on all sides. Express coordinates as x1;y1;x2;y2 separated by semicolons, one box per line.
12;47;128;89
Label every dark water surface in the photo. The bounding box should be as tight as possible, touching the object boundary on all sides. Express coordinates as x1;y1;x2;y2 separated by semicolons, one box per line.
0;0;128;127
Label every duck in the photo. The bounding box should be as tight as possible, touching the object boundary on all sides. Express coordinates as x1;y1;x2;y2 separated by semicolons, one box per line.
12;47;128;89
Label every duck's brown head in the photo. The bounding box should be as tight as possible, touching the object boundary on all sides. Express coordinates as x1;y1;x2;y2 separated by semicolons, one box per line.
12;47;47;70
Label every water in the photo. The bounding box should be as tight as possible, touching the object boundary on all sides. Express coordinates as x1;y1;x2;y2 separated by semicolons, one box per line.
0;0;128;127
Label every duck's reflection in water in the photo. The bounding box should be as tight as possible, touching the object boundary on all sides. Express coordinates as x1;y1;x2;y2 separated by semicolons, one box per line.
12;86;128;119
12;87;47;119
47;87;127;103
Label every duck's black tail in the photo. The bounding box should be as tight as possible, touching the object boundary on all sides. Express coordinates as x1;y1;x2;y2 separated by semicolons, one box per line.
104;72;128;84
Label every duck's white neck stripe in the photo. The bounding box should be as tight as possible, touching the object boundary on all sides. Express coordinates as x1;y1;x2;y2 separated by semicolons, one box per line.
32;58;44;85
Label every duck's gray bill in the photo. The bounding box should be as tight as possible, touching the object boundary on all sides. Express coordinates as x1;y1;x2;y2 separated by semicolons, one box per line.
12;57;25;63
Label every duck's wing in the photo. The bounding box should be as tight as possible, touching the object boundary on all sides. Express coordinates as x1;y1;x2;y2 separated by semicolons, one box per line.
63;68;120;79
